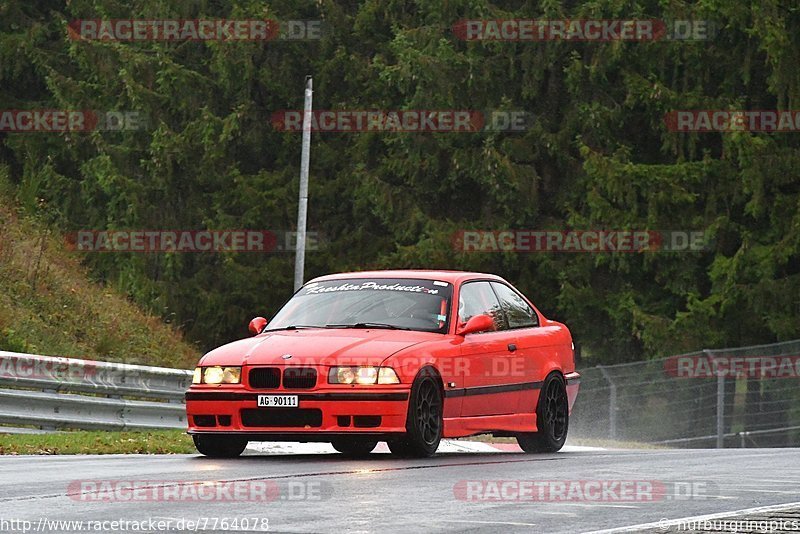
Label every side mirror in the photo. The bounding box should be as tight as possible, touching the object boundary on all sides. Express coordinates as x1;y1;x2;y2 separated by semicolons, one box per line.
248;316;268;335
456;314;495;336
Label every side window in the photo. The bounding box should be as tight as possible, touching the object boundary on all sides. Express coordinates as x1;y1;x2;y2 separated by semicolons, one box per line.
490;282;539;329
458;282;507;331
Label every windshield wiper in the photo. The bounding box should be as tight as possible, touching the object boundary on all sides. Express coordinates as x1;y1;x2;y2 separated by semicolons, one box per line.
326;322;410;331
262;325;321;332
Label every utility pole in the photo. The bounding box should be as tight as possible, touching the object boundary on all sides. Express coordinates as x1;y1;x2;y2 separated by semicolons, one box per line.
294;76;312;291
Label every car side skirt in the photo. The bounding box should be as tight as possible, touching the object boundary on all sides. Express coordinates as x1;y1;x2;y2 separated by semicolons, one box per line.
443;413;538;437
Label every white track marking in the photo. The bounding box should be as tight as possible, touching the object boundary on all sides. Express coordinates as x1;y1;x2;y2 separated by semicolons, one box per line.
435;519;539;526
583;500;800;533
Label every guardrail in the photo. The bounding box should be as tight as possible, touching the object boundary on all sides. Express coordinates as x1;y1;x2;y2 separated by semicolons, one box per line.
571;338;800;448
0;350;192;433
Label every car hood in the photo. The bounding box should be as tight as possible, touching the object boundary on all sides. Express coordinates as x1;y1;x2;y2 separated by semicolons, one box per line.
199;328;438;367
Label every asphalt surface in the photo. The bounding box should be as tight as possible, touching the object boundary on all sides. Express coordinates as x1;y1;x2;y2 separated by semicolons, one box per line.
0;447;799;533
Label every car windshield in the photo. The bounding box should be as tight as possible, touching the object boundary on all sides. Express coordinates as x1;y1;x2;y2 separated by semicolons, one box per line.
266;278;452;334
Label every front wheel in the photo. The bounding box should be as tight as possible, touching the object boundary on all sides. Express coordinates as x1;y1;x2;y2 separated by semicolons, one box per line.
330;438;377;457
192;434;247;458
389;374;442;458
517;373;569;453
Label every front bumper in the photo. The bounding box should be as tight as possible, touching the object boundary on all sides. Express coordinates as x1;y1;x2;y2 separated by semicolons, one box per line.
185;388;410;438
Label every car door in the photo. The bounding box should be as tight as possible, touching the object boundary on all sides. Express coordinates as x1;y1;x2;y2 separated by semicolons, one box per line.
489;281;549;415
457;281;520;417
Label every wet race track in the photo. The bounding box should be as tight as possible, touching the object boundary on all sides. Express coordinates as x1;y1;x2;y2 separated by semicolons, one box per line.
1;444;799;533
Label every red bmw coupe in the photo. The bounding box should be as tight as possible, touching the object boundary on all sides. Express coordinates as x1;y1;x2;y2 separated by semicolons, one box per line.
186;270;579;458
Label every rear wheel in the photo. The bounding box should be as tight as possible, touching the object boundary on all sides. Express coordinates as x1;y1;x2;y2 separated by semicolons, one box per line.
192;434;247;458
517;373;569;453
330;438;377;457
389;374;442;458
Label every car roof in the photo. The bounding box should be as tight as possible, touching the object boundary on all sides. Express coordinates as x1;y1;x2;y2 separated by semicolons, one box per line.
307;269;507;286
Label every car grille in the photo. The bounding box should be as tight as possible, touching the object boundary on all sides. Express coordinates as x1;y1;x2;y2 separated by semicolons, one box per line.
282;367;317;389
240;408;322;428
248;367;281;389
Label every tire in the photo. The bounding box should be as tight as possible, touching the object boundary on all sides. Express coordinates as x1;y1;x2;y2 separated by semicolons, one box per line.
517;373;569;453
389;374;443;458
330;438;378;457
386;439;414;457
192;434;247;458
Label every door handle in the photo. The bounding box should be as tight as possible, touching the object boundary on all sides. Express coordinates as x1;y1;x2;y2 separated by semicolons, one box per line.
508;343;517;352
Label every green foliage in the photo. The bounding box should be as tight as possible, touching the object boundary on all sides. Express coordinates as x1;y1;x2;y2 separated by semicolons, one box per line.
0;328;32;353
0;429;194;455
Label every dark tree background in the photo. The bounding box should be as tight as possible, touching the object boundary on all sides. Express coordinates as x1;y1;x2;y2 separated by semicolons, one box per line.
1;0;798;361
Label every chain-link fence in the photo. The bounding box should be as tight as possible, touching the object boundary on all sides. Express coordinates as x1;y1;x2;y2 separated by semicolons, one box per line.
571;339;800;447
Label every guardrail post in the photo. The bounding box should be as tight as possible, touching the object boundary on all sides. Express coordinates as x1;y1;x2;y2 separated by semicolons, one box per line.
40;387;58;431
598;366;617;440
706;349;725;449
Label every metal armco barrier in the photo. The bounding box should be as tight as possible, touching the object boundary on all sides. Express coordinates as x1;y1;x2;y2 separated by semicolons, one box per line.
571;339;800;448
0;350;192;432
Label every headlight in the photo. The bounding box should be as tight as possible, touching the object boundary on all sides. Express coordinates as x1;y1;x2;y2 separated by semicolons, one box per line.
378;367;400;384
192;367;202;384
200;366;242;384
329;366;400;385
222;367;241;383
335;367;356;384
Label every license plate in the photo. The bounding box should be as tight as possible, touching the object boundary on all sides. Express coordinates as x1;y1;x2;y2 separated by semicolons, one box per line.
257;395;299;408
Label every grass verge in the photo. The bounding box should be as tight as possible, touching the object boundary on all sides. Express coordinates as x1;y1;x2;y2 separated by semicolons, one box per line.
0;165;200;368
0;430;195;455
